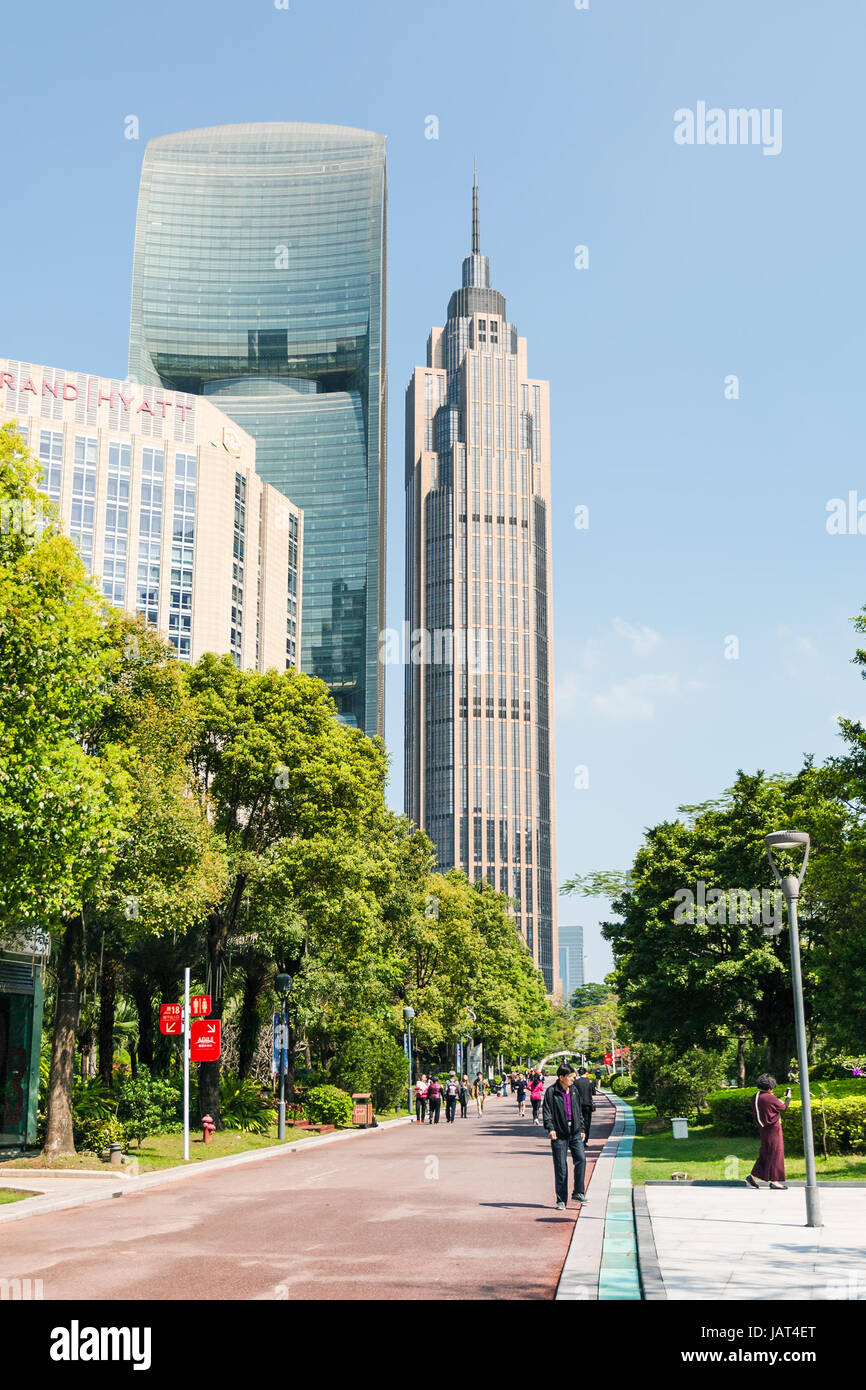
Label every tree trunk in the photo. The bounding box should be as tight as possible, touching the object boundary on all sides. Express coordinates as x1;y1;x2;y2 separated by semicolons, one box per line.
131;976;154;1071
43;914;84;1158
736;1032;746;1088
766;1034;796;1083
98;955;118;1088
237;960;267;1080
129;1038;138;1079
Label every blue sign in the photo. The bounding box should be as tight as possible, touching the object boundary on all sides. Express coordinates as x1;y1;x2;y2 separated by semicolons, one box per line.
456;1042;463;1075
272;1012;287;1076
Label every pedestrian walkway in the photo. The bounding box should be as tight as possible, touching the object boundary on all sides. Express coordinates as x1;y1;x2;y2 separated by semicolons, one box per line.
640;1184;866;1300
0;1090;615;1301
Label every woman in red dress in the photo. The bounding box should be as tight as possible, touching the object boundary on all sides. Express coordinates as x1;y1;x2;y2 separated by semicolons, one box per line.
746;1073;791;1189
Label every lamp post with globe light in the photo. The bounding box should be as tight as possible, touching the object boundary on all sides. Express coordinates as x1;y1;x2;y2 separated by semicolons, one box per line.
275;973;292;1141
764;830;822;1228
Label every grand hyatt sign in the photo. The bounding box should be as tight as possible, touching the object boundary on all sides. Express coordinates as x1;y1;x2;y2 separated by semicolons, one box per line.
0;369;192;420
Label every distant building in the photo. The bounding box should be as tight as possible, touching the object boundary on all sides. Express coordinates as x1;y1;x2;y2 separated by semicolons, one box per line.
558;924;585;1003
0;358;302;672
404;173;558;989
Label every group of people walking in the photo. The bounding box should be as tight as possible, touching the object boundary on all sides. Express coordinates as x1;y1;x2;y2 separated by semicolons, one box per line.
414;1072;488;1123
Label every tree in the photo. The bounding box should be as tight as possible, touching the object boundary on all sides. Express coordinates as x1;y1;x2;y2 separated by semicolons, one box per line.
570;982;611;1012
0;427;137;1156
44;613;225;1154
589;767;851;1079
185;655;392;1125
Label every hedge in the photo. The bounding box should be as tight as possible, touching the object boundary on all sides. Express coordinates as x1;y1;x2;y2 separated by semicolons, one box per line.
707;1085;866;1154
609;1074;638;1098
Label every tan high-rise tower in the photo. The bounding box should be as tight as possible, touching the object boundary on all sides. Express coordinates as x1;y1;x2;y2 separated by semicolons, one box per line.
404;173;558;990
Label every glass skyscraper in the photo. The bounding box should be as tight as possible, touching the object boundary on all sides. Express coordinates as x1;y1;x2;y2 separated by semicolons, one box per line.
129;123;386;735
405;176;559;990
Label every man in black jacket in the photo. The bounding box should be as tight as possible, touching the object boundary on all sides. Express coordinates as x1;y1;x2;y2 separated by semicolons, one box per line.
541;1064;588;1210
574;1067;596;1145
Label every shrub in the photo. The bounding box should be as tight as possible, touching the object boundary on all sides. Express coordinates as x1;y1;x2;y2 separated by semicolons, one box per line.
219;1073;276;1133
331;1034;408;1112
708;1080;866;1143
72;1077;116;1147
304;1085;354;1128
78;1116;125;1157
609;1074;637;1098
634;1044;725;1119
706;1088;755;1136
116;1067;181;1148
811;1054;866;1081
784;1094;866;1156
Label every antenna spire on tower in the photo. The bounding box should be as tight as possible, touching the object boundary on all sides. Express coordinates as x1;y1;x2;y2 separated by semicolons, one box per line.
472;157;480;255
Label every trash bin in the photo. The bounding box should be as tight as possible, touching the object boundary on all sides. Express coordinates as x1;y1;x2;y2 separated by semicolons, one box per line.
671;1117;689;1139
352;1093;373;1127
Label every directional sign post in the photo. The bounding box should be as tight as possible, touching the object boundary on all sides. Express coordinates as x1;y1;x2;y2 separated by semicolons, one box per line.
183;968;190;1161
191;1020;222;1063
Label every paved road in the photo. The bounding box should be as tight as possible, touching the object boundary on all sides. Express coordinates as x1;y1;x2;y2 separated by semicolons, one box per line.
0;1090;614;1301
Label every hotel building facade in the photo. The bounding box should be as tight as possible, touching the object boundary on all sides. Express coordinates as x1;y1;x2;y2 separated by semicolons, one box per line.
0;358;302;672
128;122;387;736
404;181;558;990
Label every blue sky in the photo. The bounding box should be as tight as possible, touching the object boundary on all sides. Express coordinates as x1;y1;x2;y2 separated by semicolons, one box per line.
2;0;864;980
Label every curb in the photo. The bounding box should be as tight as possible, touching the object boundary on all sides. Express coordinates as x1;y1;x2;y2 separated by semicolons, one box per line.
632;1187;666;1299
0;1115;413;1225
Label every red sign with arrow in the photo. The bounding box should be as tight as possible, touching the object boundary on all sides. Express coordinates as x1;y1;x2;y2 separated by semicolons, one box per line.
159;1004;182;1036
190;1019;221;1062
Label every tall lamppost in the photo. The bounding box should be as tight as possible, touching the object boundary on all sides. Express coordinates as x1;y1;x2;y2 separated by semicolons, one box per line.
764;830;822;1228
275;973;293;1141
466;1008;477;1083
404;1006;415;1119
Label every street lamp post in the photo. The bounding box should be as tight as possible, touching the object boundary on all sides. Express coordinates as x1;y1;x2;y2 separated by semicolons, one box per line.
764;831;822;1228
275;973;293;1141
466;1008;477;1086
404;1006;415;1119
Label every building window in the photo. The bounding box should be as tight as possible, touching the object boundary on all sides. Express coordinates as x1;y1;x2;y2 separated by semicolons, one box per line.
231;472;246;665
102;441;131;607
38;430;63;502
168;451;196;660
136;446;164;628
70;435;97;572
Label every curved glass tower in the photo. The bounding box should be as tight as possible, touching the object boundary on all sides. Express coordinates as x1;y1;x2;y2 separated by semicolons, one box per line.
129;123;386;735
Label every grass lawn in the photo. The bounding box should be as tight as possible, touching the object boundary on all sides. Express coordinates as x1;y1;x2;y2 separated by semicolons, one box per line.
0;1124;325;1174
100;1124;330;1172
0;1188;31;1203
625;1101;866;1185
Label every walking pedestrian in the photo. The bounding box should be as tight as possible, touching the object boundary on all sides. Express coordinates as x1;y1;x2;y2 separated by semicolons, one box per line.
542;1063;588;1210
458;1074;470;1118
472;1072;486;1116
444;1071;459;1123
573;1066;596;1145
516;1073;527;1117
427;1073;443;1124
746;1074;792;1190
415;1074;429;1124
530;1072;544;1125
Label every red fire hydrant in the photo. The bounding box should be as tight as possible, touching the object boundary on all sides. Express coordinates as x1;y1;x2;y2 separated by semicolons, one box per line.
202;1114;216;1144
